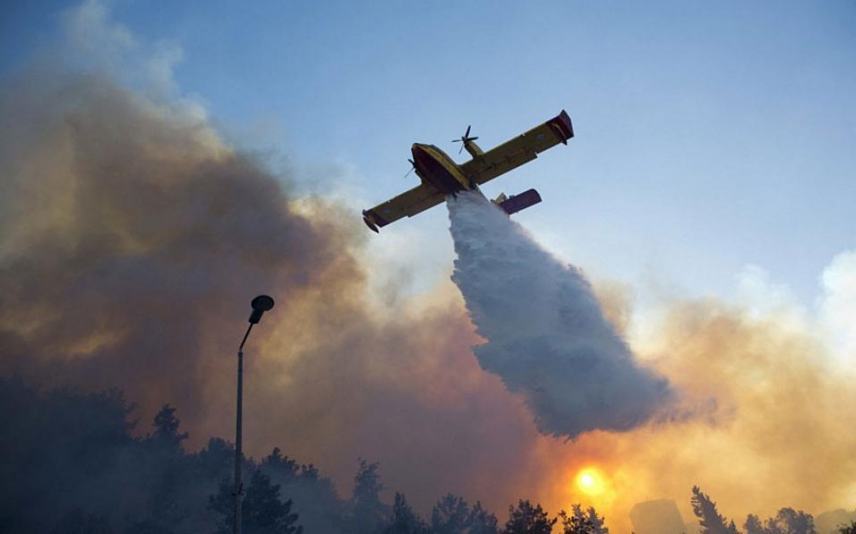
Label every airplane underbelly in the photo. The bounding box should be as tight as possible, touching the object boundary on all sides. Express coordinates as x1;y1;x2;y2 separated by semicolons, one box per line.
416;153;465;194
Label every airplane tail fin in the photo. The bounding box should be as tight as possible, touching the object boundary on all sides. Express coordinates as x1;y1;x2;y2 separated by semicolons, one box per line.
493;188;542;215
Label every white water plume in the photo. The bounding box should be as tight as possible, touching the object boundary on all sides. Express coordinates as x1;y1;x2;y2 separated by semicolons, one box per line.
448;191;672;437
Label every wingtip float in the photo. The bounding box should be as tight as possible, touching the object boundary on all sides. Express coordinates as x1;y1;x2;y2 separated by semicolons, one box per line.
362;110;573;233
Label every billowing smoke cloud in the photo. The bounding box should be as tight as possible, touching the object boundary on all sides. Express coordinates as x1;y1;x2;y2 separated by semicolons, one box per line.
586;294;856;529
447;191;672;437
0;2;549;516
0;70;345;423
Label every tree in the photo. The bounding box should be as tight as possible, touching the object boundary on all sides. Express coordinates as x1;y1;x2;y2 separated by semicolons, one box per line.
559;504;608;533
349;458;388;534
260;447;345;533
432;494;472;534
150;404;188;452
2;380;137;532
383;493;429;534
243;470;302;534
143;405;192;530
691;486;738;534
467;501;499;534
743;508;816;534
192;437;235;482
430;494;499;534
208;470;302;534
504;500;556;534
772;508;815;534
745;514;765;534
839;521;856;534
261;447;324;484
261;447;300;481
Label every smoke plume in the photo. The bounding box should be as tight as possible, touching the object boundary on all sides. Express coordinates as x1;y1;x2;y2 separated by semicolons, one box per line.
0;6;547;512
447;191;672;437
0;70;347;423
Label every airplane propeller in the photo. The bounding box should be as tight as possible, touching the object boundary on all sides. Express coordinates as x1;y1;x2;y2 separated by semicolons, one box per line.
451;125;479;154
403;158;416;179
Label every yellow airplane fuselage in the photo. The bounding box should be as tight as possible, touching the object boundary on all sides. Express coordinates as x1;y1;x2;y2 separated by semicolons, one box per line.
410;143;475;194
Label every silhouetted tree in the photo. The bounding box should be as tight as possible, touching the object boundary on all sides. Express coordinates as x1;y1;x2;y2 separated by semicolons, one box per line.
142;405;193;531
261;447;344;533
383;492;429;534
468;501;499;534
429;494;498;534
691;486;738;534
3;380;350;533
349;459;388;533
559;504;608;533
193;437;234;473
2;379;136;532
209;470;301;534
743;508;816;534
504;500;555;534
773;508;815;534
432;494;471;533
262;447;301;480
150;404;189;452
244;470;302;534
745;514;765;534
839;521;856;534
299;464;320;480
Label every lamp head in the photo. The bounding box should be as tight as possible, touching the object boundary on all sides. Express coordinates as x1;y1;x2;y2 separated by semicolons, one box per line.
249;295;275;324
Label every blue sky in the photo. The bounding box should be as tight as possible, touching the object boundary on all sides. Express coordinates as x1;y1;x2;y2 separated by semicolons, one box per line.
4;0;855;305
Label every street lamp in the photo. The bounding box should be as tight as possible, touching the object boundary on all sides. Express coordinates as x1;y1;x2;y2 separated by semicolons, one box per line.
233;295;275;534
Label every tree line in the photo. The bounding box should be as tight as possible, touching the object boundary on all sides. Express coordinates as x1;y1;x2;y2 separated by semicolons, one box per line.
691;486;855;534
0;378;607;533
1;379;852;533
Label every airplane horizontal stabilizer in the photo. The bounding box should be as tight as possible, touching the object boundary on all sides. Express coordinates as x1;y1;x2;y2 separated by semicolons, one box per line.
496;188;542;215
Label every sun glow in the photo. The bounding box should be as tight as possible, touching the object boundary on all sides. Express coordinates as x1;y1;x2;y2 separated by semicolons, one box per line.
575;467;606;497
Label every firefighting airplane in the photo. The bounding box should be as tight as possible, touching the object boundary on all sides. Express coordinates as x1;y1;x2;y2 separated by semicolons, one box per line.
362;110;574;232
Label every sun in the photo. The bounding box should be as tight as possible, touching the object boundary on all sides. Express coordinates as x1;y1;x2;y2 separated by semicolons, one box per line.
575;467;606;496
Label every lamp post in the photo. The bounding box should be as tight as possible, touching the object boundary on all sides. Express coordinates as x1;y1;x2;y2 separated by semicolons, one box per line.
234;295;275;534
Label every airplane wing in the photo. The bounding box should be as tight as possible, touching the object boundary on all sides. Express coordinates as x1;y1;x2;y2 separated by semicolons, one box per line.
460;110;573;186
362;183;446;232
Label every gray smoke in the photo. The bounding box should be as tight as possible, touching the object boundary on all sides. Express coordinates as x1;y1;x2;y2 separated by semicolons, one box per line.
448;191;672;437
0;66;556;514
0;70;343;425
